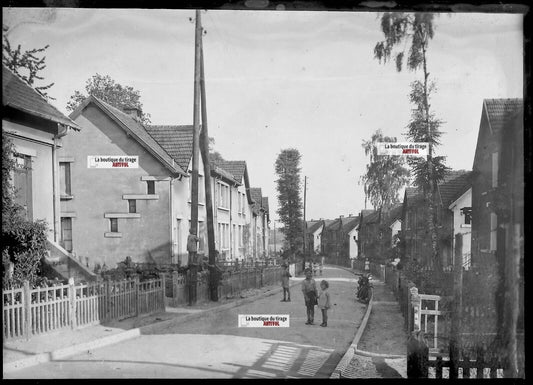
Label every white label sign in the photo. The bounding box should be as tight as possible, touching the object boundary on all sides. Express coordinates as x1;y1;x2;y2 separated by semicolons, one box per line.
377;142;429;157
88;155;139;169
238;314;290;328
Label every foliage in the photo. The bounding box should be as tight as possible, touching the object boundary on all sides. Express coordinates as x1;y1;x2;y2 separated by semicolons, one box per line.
2;25;55;100
275;148;303;254
360;129;410;211
66;73;151;124
2;133;51;288
374;12;449;270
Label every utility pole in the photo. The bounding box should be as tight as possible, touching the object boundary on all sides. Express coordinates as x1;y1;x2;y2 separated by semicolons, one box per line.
199;30;219;301
188;9;202;306
302;175;307;271
274;221;276;255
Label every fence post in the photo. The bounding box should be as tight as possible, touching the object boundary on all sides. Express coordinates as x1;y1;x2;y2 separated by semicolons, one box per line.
407;330;429;378
106;278;111;321
134;276;140;317
410;286;421;332
23;281;31;339
68;277;76;329
161;274;166;310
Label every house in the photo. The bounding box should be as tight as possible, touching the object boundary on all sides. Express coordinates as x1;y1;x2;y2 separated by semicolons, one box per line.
341;215;359;260
448;187;472;269
470;97;523;332
357;209;380;261
471;98;523;268
2;65;93;281
59;96;189;269
250;187;268;259
213;160;254;260
401;170;472;269
321;218;340;260
305;220;324;255
322;215;358;264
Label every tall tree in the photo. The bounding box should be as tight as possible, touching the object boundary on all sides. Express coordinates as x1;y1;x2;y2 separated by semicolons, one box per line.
275;149;303;256
374;12;449;270
360;129;410;211
66;73;151;124
2;25;55;99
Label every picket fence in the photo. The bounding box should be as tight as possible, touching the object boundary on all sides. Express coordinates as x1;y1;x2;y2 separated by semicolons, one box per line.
165;266;282;306
3;276;165;340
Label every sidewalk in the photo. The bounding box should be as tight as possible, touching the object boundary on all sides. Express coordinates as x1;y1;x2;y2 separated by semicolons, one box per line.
3;279;301;374
332;267;407;379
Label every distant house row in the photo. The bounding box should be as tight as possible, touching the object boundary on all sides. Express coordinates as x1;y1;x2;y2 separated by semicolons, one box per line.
3;65;271;280
307;98;523;275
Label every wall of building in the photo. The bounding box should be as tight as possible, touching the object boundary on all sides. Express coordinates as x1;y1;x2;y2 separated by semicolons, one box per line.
59;105;173;269
450;188;472;267
4;120;57;240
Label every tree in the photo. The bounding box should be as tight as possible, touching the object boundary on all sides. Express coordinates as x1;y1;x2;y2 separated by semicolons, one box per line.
374;13;449;270
360;129;410;211
2;132;49;288
2;25;55;99
275;149;303;256
66;74;151;124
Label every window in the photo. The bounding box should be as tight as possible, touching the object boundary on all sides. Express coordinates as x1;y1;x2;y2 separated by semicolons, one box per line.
128;199;137;213
492;152;499;188
60;217;73;252
218;183;229;209
461;207;472;225
147;180;155;195
59;162;72;196
13;153;32;220
490;213;497;251
110;218;119;233
218;223;229;249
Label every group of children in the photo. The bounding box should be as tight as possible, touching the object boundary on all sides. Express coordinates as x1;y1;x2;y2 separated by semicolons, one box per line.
281;265;331;327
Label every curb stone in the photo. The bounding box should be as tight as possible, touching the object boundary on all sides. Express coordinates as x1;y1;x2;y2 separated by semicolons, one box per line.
3;279;301;374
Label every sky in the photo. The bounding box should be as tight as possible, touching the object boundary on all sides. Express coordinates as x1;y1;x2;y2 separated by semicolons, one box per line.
2;8;524;225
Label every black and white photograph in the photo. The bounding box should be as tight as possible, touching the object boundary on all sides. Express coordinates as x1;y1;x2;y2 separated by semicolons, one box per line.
2;2;526;379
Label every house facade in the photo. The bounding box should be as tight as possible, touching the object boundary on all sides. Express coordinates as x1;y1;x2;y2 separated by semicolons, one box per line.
401;170;472;269
471;98;523;269
59;95;270;269
448;187;472;269
306;220;324;255
3;65;80;243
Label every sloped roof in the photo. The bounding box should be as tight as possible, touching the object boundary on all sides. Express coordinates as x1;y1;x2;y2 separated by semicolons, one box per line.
404;170;472;207
307;220;324;234
70;95;185;176
211;163;241;184
438;170;472;206
262;197;269;215
484;98;522;133
3;65;80;130
214;160;247;182
325;218;341;230
360;209;375;218
250;187;263;214
341;216;359;233
362;210;380;225
144;125;193;171
383;204;403;225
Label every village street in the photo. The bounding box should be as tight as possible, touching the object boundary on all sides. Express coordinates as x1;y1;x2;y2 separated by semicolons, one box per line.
5;266;369;379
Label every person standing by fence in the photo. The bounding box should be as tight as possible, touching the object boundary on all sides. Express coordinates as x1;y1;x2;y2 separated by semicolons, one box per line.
280;264;292;302
302;268;318;325
187;228;200;305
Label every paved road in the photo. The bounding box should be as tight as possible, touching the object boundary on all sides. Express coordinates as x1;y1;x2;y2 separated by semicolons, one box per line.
5;266;366;379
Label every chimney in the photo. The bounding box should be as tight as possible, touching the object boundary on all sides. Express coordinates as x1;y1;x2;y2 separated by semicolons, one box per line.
123;105;142;121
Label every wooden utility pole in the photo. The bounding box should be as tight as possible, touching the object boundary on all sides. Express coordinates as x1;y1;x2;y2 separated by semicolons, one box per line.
302;175;307;271
188;9;202;306
199;33;219;301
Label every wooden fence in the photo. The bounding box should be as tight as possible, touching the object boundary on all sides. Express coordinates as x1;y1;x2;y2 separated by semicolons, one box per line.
165;266;282;307
3;276;165;340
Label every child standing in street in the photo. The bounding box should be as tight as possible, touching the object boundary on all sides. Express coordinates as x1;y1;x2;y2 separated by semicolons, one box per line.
318;280;331;327
280;264;292;302
301;268;318;325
